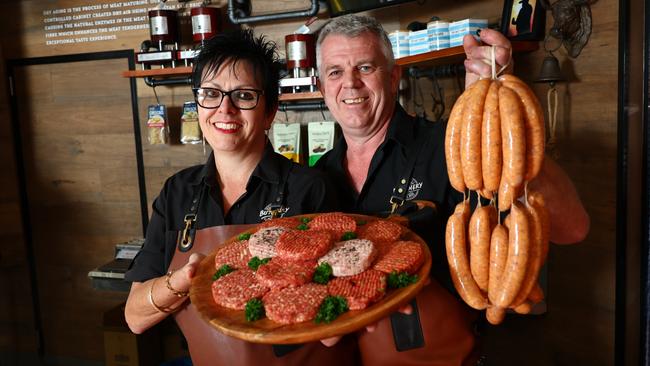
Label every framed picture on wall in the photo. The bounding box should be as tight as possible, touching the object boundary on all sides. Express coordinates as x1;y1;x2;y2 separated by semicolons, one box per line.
500;0;546;41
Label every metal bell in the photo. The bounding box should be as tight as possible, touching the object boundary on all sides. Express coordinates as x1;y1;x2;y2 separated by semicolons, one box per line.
535;53;565;84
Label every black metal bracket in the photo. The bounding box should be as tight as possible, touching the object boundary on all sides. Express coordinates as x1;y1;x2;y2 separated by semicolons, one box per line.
227;0;318;24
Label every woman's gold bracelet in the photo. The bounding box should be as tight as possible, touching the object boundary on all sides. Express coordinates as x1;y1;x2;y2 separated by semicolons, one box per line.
165;270;189;297
148;278;174;313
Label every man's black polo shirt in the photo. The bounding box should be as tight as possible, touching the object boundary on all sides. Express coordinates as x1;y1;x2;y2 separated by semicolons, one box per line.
126;142;338;282
315;104;463;285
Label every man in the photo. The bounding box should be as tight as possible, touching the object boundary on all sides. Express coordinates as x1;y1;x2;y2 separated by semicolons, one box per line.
315;14;589;365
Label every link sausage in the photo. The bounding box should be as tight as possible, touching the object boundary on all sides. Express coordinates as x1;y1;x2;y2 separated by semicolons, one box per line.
445;91;469;193
486;306;506;325
460;78;491;190
488;223;509;305
482;80;502;192
446;201;488;310
510;201;544;307
500;75;545;181
469;204;497;291
494;201;530;308
498;85;526;188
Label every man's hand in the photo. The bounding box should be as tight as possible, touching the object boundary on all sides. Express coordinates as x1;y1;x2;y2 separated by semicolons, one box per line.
463;29;513;88
319;277;430;347
319;303;413;347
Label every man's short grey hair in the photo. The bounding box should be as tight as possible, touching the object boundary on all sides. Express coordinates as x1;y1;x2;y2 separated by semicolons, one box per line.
316;14;395;71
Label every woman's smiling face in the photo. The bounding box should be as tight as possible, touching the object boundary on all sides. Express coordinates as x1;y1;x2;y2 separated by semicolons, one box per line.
198;59;274;155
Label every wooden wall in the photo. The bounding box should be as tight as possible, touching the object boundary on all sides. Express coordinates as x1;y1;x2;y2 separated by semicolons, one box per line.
0;0;619;365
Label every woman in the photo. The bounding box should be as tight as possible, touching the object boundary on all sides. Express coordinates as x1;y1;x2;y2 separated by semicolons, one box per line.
124;29;357;366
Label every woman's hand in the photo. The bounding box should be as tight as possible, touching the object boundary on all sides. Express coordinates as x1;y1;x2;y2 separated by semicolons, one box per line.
125;253;205;334
463;29;513;88
167;253;205;294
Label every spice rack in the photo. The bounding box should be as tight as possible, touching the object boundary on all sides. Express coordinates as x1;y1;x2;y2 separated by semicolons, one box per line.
122;42;538;102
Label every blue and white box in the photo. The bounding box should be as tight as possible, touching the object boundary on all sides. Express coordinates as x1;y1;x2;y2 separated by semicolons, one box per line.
388;30;410;58
408;29;430;56
427;20;450;51
449;18;488;47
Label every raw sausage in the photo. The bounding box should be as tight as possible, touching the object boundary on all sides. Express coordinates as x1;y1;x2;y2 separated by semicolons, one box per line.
497;178;521;212
528;190;550;262
488;223;509;305
500;75;545;181
482;80;502;192
460;78;491;190
510;201;544;307
498;85;526;188
469;204;497;291
486;306;506;325
494;201;530;308
446;201;488;310
445;91;469;193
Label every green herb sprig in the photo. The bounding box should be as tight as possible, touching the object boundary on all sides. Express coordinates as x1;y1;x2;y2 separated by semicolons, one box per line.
340;231;357;241
296;223;309;230
212;264;234;281
313;262;333;284
237;232;252;241
248;256;271;271
315;295;348;324
300;217;312;224
245;298;265;322
387;271;418;289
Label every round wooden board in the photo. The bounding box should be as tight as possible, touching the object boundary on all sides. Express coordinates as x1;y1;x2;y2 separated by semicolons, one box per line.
190;214;432;344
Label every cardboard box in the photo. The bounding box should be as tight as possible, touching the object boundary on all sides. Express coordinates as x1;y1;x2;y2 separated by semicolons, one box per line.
104;303;161;366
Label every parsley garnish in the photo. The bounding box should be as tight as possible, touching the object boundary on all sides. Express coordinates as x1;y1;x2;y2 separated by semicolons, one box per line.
237;232;251;241
313;262;333;284
387;271;418;289
248;256;271;271
296;223;309;230
340;231;357;241
300;217;312;224
315;296;348;323
212;264;234;281
245;298;265;322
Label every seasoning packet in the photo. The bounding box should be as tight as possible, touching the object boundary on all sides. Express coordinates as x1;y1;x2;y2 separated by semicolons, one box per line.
307;121;335;167
147;104;169;145
180;101;201;144
272;123;301;163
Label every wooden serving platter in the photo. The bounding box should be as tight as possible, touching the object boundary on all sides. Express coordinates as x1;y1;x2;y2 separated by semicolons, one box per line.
190;214;431;344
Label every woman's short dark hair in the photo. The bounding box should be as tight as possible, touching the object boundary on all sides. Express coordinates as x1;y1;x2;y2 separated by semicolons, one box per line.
192;29;281;114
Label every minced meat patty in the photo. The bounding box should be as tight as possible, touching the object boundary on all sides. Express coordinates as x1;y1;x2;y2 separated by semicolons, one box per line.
357;220;403;243
211;269;269;310
373;241;424;274
327;269;387;310
309;212;357;239
263;283;328;324
255;258;316;290
214;240;252;269
275;229;333;261
318;239;377;277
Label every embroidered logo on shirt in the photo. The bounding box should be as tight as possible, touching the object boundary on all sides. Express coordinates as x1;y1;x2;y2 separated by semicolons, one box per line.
259;203;290;221
406;178;423;201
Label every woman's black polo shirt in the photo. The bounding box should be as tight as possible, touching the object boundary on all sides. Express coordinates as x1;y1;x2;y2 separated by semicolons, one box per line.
126;142;338;282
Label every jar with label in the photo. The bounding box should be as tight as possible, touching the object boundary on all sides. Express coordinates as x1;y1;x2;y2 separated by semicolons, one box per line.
180;101;202;144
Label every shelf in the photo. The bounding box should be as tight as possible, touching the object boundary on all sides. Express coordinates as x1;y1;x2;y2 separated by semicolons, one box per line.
279;91;322;101
121;41;538;102
396;41;539;68
121;67;193;78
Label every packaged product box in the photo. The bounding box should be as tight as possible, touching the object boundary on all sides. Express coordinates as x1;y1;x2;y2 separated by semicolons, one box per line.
272;123;301;163
408;29;430;56
449;18;488;47
388;30;409;58
180;101;201;144
307;121;335;167
427;20;450;51
147;104;169;145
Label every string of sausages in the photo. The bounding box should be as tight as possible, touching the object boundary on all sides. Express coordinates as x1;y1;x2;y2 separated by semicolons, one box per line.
443;74;550;325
